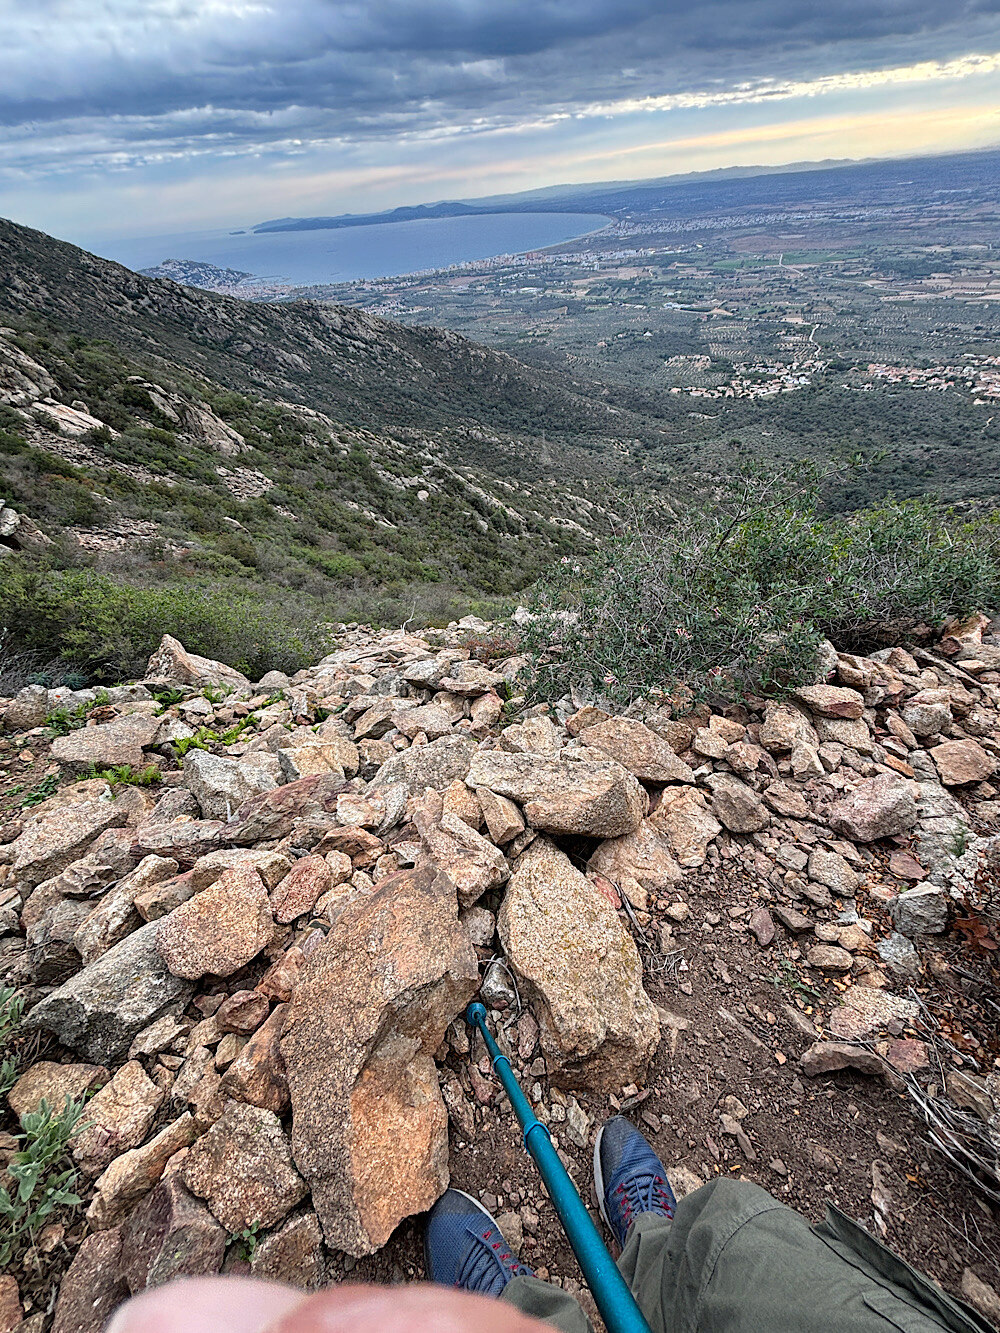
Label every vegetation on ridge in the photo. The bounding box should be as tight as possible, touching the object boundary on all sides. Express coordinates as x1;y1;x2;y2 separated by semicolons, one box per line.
518;465;1000;705
0;562;332;682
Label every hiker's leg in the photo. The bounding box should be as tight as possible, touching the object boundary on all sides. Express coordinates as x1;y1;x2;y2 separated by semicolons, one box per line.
617;1177;985;1333
614;1209;674;1333
500;1275;594;1333
618;1177;877;1333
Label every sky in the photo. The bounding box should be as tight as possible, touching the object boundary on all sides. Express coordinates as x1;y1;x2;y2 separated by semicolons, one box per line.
5;1;1000;245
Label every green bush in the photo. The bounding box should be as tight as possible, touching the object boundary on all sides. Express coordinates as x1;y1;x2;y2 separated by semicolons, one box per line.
0;560;331;681
517;466;1000;705
0;1097;89;1268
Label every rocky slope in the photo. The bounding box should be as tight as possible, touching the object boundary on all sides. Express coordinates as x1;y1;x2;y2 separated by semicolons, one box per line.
0;321;611;600
0;217;656;458
0;213;660;614
0;618;999;1329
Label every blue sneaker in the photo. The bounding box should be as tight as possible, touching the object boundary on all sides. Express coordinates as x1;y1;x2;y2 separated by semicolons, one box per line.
425;1189;534;1297
593;1116;676;1249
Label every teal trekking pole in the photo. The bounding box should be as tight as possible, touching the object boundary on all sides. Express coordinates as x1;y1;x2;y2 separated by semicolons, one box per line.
465;1002;653;1333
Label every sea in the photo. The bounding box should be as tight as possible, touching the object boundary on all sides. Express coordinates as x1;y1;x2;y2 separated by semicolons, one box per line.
93;212;608;287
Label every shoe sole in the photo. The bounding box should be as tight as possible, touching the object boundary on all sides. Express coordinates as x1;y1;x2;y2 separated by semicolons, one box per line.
592;1122;612;1231
451;1188;502;1225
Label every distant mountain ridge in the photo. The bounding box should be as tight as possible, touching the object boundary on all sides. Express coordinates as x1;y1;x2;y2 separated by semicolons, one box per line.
252;147;999;235
252;158;863;232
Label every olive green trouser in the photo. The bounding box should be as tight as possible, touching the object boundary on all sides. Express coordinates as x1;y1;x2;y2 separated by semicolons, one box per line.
500;1179;992;1333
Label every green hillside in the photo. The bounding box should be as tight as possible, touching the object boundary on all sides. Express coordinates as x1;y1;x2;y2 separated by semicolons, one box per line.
0;217;658;679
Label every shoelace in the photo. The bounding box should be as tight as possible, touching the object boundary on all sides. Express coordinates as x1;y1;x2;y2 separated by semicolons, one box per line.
455;1228;532;1296
614;1172;675;1233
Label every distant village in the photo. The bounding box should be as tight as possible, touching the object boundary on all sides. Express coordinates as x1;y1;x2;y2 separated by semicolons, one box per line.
667;356;827;401
867;355;1000;403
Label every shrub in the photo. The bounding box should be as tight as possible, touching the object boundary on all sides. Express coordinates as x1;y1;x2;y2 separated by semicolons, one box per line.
0;561;331;681
0;630;61;695
517;465;1000;706
0;1097;89;1268
461;630;519;664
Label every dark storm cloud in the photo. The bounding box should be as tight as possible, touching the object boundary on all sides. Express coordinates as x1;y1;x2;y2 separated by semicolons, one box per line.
3;0;1000;177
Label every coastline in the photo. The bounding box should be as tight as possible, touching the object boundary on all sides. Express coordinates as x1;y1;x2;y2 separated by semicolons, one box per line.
104;211;616;299
276;214;617;302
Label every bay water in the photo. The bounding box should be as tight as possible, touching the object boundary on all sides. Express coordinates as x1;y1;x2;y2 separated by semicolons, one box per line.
93;212;608;286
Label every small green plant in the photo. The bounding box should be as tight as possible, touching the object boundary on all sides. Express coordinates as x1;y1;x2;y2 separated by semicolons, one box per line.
263;689;286;705
85;763;161;788
770;960;822;1002
217;719;251;745
0;986;25;1099
152;686;187;708
230;1221;262;1262
173;718;250;757
947;824;974;859
43;703;88;738
0;1097;89;1267
173;725;220;757
20;773;59;808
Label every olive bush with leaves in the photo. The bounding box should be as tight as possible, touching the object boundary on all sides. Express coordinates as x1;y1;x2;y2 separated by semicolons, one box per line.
0;988;90;1268
517;465;1000;707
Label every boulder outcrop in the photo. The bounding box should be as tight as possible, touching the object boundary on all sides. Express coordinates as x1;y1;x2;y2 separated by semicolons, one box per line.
499;838;659;1092
281;865;478;1255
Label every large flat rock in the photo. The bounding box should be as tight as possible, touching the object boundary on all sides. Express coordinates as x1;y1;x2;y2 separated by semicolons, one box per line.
281;864;478;1256
498;837;659;1092
467;749;645;838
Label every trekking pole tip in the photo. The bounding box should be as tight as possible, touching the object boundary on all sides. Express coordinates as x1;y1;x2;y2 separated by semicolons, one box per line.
465;1001;487;1027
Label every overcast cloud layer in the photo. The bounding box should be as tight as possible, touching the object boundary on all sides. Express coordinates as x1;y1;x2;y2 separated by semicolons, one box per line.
4;0;1000;238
